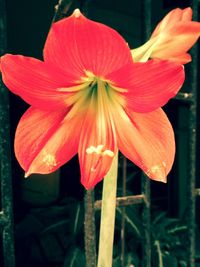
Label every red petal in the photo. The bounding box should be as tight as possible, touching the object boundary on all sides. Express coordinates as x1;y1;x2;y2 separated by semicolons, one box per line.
113;107;175;182
107;60;184;112
151;22;200;61
15;107;81;176
78;93;117;189
1;54;81;110
164;53;191;64
44;10;132;77
151;8;192;37
181;7;193;21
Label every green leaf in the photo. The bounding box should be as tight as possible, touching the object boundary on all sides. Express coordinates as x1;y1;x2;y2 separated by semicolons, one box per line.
63;247;85;267
117;208;141;237
41;218;70;234
163;254;178;267
112;256;121;267
125;252;140;267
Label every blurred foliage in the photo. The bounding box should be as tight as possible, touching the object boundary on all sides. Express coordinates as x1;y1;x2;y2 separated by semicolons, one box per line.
15;196;190;267
15;197;85;267
150;211;188;267
112;206;188;267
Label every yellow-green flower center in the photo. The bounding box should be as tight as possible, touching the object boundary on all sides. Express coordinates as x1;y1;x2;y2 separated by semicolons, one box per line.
65;70;125;119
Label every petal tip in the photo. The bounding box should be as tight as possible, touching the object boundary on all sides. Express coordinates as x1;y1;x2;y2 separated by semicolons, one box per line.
145;162;168;183
146;172;168;183
159;176;168;183
80;177;95;190
73;8;82;18
24;171;31;178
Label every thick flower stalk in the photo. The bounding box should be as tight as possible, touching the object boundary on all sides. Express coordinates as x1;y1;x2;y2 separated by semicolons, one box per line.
132;7;200;63
0;9;185;190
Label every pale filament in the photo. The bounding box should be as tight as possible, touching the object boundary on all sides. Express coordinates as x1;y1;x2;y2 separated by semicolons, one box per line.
86;145;114;173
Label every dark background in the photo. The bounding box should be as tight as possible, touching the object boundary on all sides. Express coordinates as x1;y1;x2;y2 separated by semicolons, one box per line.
2;0;200;266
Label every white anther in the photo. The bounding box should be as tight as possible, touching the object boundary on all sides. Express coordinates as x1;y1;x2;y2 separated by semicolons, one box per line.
86;145;114;158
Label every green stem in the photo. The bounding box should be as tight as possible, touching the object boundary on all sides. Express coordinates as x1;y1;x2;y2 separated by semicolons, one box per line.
97;152;118;267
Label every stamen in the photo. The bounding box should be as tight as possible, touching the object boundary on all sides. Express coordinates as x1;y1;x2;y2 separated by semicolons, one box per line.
90;157;102;173
102;150;114;157
86;146;96;154
80;70;97;85
96;145;105;154
110;84;128;93
86;145;114;158
57;82;91;92
85;70;95;78
86;145;114;173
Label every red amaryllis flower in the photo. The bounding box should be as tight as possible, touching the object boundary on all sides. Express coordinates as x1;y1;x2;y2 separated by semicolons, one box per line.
132;7;200;63
1;9;184;189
